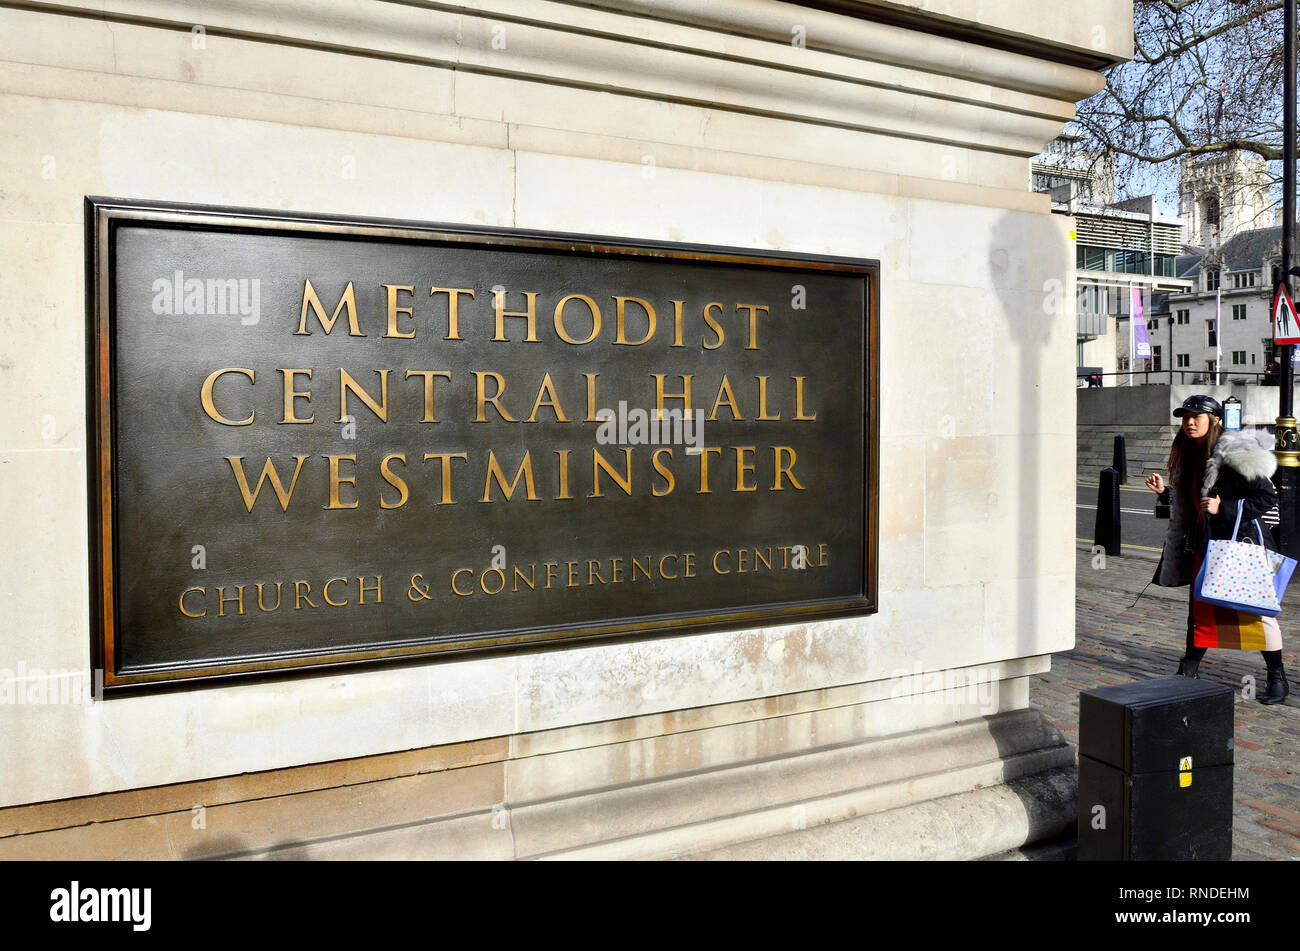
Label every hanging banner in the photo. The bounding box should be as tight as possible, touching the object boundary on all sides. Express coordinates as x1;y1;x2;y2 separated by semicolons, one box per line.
1131;287;1152;359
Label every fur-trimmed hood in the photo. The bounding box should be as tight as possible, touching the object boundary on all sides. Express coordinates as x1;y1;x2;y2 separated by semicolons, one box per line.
1202;429;1277;496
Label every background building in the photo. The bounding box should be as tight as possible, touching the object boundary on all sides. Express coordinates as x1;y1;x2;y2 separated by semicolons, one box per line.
1031;140;1191;382
1179;151;1273;249
1160;229;1279;383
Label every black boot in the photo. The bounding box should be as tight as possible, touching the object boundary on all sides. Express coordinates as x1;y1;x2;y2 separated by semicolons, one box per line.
1176;655;1201;679
1259;666;1290;705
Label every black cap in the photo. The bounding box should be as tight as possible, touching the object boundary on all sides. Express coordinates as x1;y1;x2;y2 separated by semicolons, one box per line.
1173;394;1223;419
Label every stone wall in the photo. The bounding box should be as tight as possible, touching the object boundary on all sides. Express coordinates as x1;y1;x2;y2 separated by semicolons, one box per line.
1077;384;1286;481
0;0;1131;858
1078;423;1177;482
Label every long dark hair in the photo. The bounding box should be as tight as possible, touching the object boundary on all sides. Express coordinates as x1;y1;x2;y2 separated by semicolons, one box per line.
1167;416;1222;488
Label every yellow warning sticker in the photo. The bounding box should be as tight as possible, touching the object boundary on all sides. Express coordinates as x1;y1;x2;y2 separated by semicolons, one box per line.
1179;756;1193;771
1180;772;1193;788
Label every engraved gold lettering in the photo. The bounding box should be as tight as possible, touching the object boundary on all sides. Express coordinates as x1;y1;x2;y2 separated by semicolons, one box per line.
651;447;675;496
702;302;724;350
405;370;452;423
709;376;743;421
338;369;389;423
591;448;633;498
379;454;409;509
696;447;722;494
653;374;693;413
358;576;383;604
323;577;349;606
217;585;245;617
179;587;206;618
670;300;685;348
474;371;516;422
756;376;780;421
201;368;254;426
554;294;602;345
423;452;468;504
280;369;314;424
482;451;538;502
384;285;416;338
292;582;314;609
773;446;805;490
256;582;283;612
226;455;308;512
793;376;817;420
297;280;363;336
556;449;573;500
494;290;539;342
325;455;359;510
734;446;757;491
613;296;656;346
738;303;769;349
528;372;569;422
585;372;601;422
430;287;475;340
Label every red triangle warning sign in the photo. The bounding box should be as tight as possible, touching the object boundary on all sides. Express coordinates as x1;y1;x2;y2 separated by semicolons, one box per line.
1275;283;1300;345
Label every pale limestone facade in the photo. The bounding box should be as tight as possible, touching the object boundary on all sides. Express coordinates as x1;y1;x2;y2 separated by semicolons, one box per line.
0;0;1131;858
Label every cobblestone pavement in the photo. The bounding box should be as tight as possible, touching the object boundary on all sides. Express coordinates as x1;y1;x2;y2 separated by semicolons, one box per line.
1030;545;1300;860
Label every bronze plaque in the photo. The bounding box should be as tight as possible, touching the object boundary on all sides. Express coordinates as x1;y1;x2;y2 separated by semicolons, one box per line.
87;198;878;693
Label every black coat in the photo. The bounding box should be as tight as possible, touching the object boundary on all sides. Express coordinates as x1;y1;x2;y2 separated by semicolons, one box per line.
1153;430;1279;588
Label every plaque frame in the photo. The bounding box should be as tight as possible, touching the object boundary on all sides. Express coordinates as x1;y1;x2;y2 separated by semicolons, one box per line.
86;197;879;694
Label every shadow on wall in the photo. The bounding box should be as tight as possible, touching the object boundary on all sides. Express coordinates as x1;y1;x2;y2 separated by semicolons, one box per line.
989;210;1073;660
989;209;1081;857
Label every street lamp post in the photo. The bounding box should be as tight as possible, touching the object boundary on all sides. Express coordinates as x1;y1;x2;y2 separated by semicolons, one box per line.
1276;0;1300;557
1168;314;1174;383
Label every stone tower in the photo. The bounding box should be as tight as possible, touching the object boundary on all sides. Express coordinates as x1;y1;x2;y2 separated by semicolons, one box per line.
1179;151;1272;247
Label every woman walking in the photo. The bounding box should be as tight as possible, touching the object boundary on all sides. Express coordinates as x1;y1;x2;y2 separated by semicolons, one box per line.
1146;394;1289;703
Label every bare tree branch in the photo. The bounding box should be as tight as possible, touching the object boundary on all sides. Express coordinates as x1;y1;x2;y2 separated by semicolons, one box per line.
1072;0;1287;212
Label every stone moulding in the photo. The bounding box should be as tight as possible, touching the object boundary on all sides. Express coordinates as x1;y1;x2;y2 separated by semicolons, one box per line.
10;0;1107;156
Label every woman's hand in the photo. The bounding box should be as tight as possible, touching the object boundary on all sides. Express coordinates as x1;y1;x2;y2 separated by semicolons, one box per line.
1145;472;1165;494
1199;496;1221;515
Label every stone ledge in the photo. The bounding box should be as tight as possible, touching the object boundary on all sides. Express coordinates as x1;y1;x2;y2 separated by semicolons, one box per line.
186;707;1073;860
677;762;1077;860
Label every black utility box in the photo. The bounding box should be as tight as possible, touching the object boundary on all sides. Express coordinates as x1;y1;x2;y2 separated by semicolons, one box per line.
1077;676;1234;861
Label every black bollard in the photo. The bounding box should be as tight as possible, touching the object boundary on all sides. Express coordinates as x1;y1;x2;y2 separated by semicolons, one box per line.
1094;467;1121;557
1112;435;1127;484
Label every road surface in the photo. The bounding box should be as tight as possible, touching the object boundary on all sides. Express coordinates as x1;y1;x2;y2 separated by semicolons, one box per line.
1076;479;1166;557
